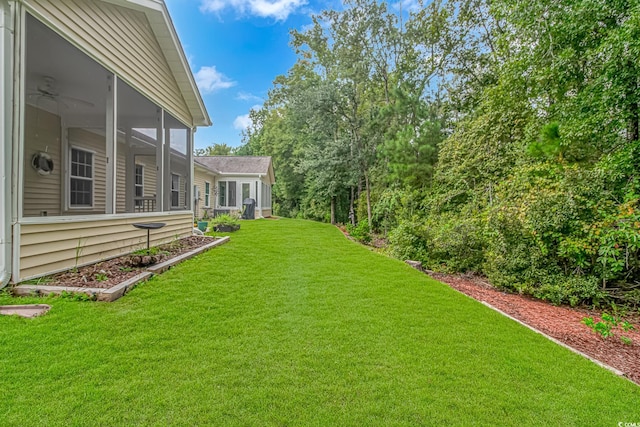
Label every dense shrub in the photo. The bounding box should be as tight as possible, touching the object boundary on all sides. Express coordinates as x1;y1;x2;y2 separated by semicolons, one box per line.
346;221;371;244
388;211;485;273
388;220;429;263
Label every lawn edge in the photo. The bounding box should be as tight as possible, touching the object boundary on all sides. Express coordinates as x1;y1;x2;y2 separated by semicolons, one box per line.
479;300;635;385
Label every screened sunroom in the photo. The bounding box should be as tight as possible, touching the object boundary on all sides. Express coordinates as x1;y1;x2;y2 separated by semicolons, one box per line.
23;14;191;217
2;0;210;283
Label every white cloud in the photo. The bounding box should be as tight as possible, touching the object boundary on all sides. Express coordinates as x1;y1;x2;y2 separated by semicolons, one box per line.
200;0;306;21
233;114;252;130
233;104;262;130
236;91;262;102
194;66;236;94
392;0;421;14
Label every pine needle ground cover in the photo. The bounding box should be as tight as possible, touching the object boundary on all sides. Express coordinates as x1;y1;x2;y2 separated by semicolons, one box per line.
0;219;638;425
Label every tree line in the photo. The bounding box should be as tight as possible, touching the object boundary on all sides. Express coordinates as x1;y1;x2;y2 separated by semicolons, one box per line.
237;0;640;309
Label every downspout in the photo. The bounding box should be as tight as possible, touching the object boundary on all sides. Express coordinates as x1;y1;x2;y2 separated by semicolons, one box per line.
0;0;14;288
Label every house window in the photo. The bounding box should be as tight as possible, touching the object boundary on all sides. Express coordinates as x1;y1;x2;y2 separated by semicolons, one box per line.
218;181;227;207
217;181;238;207
242;183;250;201
134;164;144;209
69;147;93;207
171;174;180;208
205;181;211;207
228;181;237;207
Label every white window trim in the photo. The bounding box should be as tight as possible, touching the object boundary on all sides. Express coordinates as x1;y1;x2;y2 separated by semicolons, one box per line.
218;180;239;208
218;181;227;208
227;180;237;208
204;180;211;208
67;145;95;210
170;173;180;208
134;163;145;208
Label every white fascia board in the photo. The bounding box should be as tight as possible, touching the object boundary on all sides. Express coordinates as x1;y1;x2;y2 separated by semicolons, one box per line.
101;0;163;13
195;163;219;176
218;173;263;177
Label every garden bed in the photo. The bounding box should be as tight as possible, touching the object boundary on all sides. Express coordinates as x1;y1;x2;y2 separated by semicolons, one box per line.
13;235;229;301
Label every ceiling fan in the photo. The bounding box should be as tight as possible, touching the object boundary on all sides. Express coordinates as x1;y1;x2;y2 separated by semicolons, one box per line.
27;76;95;109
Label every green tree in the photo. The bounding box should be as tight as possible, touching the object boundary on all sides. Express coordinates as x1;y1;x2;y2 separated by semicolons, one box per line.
194;143;235;156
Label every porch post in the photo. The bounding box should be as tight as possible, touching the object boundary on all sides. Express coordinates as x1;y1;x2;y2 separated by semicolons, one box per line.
162;112;171;211
105;75;117;214
256;177;262;218
124;128;134;213
155;108;164;211
187;127;194;212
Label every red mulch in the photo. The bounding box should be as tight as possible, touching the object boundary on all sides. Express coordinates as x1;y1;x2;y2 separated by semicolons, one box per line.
35;236;216;289
428;272;640;385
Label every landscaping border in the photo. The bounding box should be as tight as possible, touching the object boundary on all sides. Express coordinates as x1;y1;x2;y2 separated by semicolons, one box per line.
12;236;230;302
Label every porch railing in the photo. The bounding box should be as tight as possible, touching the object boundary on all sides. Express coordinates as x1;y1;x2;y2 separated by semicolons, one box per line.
134;196;156;213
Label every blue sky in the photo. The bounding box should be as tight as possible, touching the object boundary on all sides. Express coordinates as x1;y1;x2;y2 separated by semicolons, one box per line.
165;0;335;150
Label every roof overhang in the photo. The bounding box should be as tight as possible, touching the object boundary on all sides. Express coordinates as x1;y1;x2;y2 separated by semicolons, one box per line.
103;0;211;127
194;159;220;175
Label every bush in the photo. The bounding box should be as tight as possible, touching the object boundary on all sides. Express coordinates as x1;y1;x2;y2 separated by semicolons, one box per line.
533;276;606;307
346;221;371;244
210;213;239;227
422;212;486;273
388;220;429;263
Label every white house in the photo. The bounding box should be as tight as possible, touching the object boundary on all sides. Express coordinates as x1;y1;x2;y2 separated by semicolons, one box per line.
0;0;211;286
194;156;275;218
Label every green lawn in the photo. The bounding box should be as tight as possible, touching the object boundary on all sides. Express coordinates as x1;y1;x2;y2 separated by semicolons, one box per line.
0;218;638;425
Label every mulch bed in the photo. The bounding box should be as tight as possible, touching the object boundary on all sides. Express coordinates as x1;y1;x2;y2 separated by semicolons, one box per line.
30;236;216;289
428;272;640;385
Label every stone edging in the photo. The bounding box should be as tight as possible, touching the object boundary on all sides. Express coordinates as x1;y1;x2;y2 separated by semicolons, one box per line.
13;236;230;302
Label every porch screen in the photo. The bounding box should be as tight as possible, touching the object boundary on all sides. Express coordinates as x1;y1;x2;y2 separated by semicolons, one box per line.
23;14;109;217
117;80;160;213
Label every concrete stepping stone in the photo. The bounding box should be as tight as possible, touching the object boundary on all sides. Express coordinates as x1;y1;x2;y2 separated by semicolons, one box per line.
0;304;51;318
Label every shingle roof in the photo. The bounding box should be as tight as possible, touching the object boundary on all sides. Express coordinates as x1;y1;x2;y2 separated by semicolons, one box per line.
194;156;272;175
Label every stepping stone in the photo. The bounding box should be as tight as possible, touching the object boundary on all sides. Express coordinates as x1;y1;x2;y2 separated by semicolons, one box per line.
0;304;51;318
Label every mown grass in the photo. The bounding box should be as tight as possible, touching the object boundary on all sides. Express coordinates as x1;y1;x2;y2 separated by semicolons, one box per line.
0;218;638;425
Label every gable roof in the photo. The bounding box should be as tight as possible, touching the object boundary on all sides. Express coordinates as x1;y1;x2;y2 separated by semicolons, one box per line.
195;156;274;182
27;0;210;127
111;0;211;127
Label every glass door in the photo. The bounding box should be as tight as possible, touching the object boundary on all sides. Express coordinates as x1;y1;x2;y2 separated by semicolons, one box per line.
242;182;251;201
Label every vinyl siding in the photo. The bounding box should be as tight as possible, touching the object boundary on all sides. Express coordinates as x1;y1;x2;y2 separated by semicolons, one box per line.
18;212;193;280
194;167;215;219
25;0;192;125
23;105;62;217
138;156;158;198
